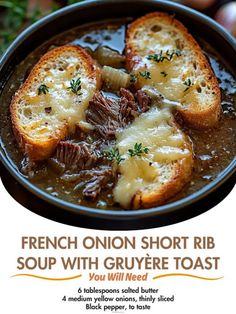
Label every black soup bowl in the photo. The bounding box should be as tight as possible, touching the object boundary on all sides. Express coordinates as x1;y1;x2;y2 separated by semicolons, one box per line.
0;0;235;230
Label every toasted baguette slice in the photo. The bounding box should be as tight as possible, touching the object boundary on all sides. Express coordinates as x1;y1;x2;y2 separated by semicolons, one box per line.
126;12;221;129
11;45;101;160
113;106;193;209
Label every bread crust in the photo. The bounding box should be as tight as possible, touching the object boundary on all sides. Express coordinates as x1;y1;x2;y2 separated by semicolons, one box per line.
11;45;101;160
126;12;221;129
131;141;193;209
129;119;193;209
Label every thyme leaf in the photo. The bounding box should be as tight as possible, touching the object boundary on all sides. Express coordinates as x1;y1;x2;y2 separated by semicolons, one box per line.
128;143;149;157
147;49;182;63
139;71;151;80
68;78;82;95
160;71;167;77
183;78;194;92
38;84;49;95
130;74;137;83
103;147;124;165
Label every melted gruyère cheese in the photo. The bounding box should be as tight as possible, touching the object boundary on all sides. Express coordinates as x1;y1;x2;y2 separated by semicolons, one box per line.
131;23;198;103
20;55;97;139
113;106;191;208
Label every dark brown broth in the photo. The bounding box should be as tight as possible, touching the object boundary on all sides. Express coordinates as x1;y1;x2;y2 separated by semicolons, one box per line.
0;19;235;210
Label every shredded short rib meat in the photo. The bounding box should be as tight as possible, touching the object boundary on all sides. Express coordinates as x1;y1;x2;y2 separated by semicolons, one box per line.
86;93;121;139
136;90;152;113
55;141;97;171
52;88;153;200
86;88;145;139
82;167;114;200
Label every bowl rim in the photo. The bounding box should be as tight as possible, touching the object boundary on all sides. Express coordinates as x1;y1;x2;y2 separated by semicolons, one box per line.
0;0;235;220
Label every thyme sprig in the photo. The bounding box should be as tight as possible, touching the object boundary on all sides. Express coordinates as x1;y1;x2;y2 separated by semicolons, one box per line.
38;84;49;95
139;71;151;80
68;78;82;95
130;74;137;83
103;147;124;165
160;71;167;77
147;49;182;63
102;143;149;164
183;78;194;92
128;143;149;157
